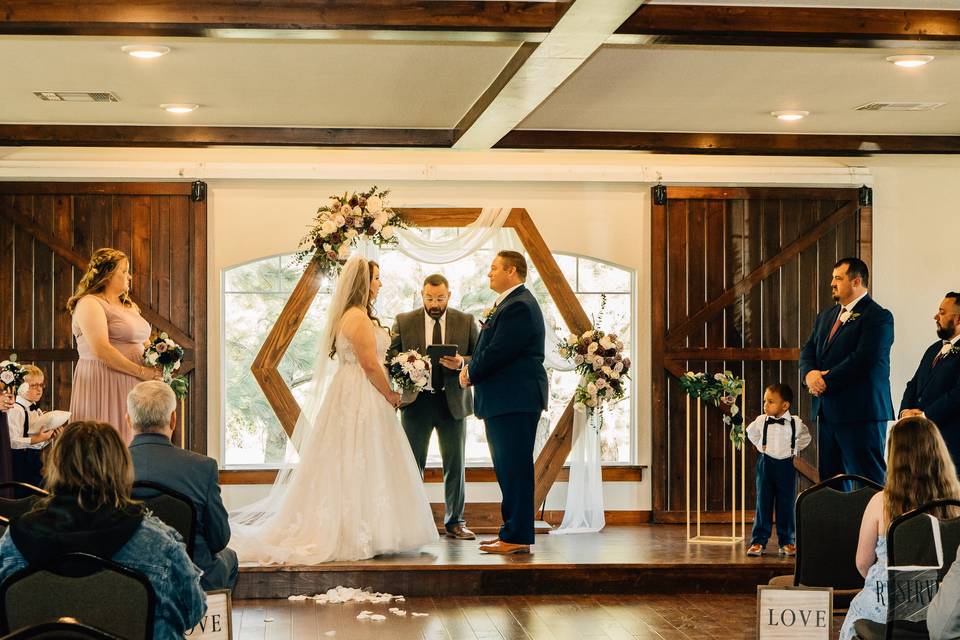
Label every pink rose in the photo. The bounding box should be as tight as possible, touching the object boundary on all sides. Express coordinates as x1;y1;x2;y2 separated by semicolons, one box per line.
155;342;168;353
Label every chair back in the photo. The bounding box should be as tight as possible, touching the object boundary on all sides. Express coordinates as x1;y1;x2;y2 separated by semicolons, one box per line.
0;553;155;640
794;474;883;589
0;619;122;639
132;481;196;558
884;499;960;639
0;483;48;521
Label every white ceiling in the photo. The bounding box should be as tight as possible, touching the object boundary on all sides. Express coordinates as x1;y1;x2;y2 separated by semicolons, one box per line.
521;45;960;134
0;37;520;128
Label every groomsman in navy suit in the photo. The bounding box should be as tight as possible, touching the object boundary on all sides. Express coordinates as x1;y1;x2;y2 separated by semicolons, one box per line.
900;292;960;469
800;257;894;486
460;250;548;555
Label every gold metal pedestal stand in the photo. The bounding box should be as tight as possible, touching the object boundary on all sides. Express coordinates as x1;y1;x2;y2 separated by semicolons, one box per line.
685;389;747;545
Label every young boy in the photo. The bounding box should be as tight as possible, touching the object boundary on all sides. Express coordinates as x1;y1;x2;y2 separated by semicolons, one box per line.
745;383;811;557
7;365;60;494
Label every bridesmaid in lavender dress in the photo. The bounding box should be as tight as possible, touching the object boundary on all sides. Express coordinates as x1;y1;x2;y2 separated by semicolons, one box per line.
68;248;161;444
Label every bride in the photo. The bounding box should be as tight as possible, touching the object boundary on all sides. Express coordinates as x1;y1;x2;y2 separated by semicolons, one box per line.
229;255;439;564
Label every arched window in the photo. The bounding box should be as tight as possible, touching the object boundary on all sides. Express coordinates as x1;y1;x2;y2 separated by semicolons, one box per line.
222;245;634;467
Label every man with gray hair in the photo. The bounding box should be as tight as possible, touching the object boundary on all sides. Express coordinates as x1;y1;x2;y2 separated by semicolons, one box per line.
126;381;238;591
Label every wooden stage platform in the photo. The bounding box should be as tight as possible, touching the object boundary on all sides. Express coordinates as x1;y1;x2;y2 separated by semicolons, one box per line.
235;525;793;600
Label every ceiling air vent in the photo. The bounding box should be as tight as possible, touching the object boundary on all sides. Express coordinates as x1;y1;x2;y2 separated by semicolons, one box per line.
855;101;944;112
34;91;120;103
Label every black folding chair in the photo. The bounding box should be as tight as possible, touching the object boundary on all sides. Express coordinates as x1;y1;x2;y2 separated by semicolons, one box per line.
0;553;155;640
0;484;47;521
132;481;197;558
783;474;883;609
0;619;122;639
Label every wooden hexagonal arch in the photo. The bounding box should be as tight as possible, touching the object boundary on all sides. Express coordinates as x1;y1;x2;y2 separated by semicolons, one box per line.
251;207;591;508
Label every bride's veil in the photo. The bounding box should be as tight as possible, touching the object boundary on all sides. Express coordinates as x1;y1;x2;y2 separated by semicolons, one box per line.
231;255;370;527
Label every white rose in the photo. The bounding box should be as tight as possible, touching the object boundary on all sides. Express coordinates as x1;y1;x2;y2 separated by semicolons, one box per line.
346;228;358;239
174;362;181;370
610;371;620;380
602;366;613;376
587;343;598;354
414;360;426;370
334;214;346;228
320;220;337;236
581;330;594;339
323;243;332;252
586;382;597;395
337;244;351;259
0;371;13;384
147;353;159;365
566;334;578;347
614;362;624;372
381;226;396;240
596;379;608;389
375;212;390;227
599;336;614;350
371;221;383;233
367;195;382;213
165;339;176;347
592;360;602;371
573;355;584;366
328;197;341;210
839;310;852;324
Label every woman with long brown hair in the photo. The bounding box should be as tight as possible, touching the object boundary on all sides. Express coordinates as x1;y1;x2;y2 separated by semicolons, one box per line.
68;248;160;443
0;421;206;639
840;416;960;639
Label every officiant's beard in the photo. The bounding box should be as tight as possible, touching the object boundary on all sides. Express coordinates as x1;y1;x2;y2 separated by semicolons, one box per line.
425;305;446;319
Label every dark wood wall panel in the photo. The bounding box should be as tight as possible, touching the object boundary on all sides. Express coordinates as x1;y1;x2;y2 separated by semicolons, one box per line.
0;183;207;453
652;186;869;516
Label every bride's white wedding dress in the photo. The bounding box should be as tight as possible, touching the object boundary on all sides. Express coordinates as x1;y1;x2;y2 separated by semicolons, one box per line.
229;327;439;565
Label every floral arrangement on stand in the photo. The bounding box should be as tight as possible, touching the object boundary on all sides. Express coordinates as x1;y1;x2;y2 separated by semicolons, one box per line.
295;186;409;274
678;370;746;447
144;332;188;399
0;356;26;393
557;298;631;430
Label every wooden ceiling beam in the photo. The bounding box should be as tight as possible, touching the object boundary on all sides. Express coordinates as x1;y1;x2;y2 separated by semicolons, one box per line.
616;5;960;47
0;1;565;37
496;130;960;156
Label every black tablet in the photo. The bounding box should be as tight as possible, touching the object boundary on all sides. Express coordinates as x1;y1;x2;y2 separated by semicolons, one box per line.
426;344;458;361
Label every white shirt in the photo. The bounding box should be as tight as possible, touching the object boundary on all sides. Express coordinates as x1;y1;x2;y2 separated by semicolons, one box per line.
7;398;46;450
495;283;523;307
424;310;446;346
745;411;811;460
839;291;869;319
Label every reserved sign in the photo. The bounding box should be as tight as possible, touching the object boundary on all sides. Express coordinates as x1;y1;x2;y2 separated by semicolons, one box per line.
185;589;233;639
757;586;832;639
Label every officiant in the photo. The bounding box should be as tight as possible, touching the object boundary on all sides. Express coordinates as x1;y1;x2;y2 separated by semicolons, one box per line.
389;273;480;540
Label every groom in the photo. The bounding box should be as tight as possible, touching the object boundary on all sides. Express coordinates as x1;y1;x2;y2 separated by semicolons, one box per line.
390;274;480;540
460;251;548;555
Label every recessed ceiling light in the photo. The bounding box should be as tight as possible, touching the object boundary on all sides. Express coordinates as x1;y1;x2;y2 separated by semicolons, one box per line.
771;110;809;121
121;45;171;59
160;103;198;114
886;55;935;68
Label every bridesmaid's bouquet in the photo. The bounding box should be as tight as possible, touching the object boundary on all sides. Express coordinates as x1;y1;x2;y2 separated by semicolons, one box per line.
0;357;26;392
388;350;432;392
144;333;188;398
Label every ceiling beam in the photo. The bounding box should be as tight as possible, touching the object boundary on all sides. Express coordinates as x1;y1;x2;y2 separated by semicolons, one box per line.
615;5;960;47
495;130;960;156
0;125;454;148
453;0;646;150
0;0;564;37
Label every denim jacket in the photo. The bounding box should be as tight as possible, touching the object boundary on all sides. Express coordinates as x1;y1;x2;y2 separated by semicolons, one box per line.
0;514;207;640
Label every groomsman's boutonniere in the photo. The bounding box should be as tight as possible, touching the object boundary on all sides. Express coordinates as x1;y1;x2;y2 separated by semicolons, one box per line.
839;310;861;324
479;305;497;329
941;342;960;360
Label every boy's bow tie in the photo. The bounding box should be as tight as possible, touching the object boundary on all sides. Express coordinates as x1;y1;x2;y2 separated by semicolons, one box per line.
765;417;786;425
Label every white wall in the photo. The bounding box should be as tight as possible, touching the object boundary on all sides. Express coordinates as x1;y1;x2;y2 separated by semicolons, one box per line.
4;147;955;512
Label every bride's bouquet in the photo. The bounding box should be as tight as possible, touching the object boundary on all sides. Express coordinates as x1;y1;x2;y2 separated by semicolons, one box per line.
388;350;432;393
144;332;189;398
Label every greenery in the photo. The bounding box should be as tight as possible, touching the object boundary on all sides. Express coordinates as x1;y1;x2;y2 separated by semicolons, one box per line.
677;370;746;448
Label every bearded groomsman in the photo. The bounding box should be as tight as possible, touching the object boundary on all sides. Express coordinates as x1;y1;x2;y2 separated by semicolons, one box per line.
900;292;960;469
390;274;480;540
799;257;894;486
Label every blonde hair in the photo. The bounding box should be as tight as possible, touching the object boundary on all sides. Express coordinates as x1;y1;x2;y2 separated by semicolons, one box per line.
67;248;132;313
885;416;960;523
40;421;138;512
17;365;43;397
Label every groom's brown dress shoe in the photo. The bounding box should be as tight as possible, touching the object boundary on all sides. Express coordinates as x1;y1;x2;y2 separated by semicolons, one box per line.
479;540;530;555
446;525;477;540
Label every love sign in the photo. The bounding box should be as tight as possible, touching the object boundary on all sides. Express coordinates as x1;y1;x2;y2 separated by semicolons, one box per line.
185;589;233;639
757;586;832;639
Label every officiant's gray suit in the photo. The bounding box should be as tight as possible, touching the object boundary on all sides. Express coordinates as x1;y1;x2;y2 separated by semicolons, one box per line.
389;307;479;530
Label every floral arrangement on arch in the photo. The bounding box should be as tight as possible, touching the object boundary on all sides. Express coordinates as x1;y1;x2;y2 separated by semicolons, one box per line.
295;186;409;274
557;297;631;429
677;370;746;448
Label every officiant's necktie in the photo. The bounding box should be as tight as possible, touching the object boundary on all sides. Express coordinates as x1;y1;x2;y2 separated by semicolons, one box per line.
827;308;846;343
431;318;443;391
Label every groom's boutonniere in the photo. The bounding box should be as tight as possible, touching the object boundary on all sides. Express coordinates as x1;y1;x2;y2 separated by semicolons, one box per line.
479;305;497;329
839;310;861;324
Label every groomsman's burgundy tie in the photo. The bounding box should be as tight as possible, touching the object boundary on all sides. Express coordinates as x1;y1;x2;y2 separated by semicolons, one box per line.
827;308;846;343
432;318;443;391
933;342;950;368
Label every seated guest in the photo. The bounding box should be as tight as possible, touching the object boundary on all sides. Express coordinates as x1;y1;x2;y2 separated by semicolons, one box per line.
840;417;960;639
928;554;960;640
126;381;238;591
0;421;206;640
7;365;61;494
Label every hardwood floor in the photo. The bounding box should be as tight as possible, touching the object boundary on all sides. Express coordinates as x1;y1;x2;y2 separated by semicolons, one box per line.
233;594;846;639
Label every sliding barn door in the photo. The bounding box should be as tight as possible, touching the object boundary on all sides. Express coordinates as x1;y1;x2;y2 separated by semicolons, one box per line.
0;182;207;452
651;186;871;518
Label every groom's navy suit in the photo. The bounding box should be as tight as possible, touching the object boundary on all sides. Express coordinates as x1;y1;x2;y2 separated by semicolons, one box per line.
799;294;894;486
900;338;960;470
469;284;548;545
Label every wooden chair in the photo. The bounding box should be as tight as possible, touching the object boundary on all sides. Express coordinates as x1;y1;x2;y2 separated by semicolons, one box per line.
0;553;155;640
